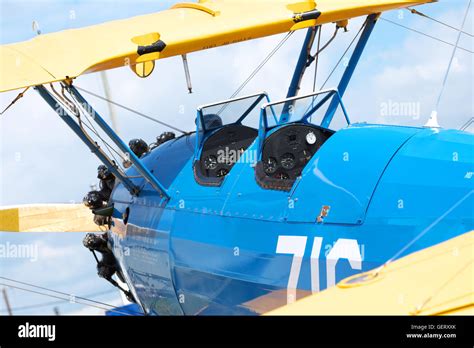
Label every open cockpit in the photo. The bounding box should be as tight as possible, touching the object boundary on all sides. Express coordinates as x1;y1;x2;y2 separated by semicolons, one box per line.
193;88;350;190
193;92;269;186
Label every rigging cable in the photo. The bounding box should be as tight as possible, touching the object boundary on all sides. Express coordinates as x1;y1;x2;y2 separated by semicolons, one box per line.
460;117;474;131
0;289;116;313
48;84;126;168
0;281;135;316
216;31;294;115
379;17;473;54
312;26;322;93
67;86;128;165
319;18;367;91
309;26;322;122
406;7;473;37
0;87;29;116
309;26;339;64
0;275;126;311
430;0;472;126
302;18;367;118
228;31;294;100
373;189;473;275
74;85;187;134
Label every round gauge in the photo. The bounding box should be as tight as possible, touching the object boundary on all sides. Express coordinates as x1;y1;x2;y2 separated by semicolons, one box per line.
224;155;235;166
306;131;317;145
204;155;218;170
216;168;229;177
280;153;296;170
274;172;290;180
264;157;278;175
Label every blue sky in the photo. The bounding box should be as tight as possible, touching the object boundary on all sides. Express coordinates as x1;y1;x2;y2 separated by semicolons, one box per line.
0;0;472;314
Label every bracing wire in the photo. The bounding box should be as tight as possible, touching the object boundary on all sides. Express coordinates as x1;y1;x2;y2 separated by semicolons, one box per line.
319;19;367;91
0;289;116;313
302;18;367;118
434;0;472;113
312;27;322;93
379;17;473;54
0;275;125;311
48;84;126;167
74;85;187;134
460;117;474;131
229;31;294;100
406;7;473;37
69;91;128;165
216;31;295;116
374;190;473;275
0;87;29;115
310;26;339;63
0;282;135;316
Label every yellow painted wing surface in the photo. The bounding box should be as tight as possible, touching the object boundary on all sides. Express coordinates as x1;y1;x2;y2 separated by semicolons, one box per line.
0;0;435;92
266;231;474;315
0;204;100;232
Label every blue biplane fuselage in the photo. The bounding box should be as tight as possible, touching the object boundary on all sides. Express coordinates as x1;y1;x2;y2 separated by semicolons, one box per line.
109;121;473;315
33;15;473;316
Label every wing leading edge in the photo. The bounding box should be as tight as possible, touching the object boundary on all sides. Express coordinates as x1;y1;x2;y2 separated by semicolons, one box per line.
0;0;435;93
0;204;100;232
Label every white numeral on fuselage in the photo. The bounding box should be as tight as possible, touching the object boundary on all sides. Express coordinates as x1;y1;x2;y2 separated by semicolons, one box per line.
276;235;362;304
275;236;306;304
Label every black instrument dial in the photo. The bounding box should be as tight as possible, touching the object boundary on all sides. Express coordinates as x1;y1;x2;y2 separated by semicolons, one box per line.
264;157;278;174
204;155;218;170
216;168;229;177
280;153;296;170
256;124;335;190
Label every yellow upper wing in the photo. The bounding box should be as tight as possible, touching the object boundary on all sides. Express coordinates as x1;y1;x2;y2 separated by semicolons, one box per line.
266;231;474;315
0;0;435;93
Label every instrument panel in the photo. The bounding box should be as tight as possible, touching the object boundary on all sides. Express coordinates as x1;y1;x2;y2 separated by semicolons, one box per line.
194;124;258;185
256;124;334;191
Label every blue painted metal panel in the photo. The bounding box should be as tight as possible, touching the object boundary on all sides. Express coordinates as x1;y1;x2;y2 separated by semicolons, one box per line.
168;208;457;315
366;128;474;253
105;303;143;316
111;203;183;315
108;123;473;316
286;124;421;224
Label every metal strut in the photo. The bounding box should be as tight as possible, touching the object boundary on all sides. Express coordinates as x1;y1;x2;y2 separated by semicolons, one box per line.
281;26;319;122
321;13;379;128
67;84;169;199
35;85;139;195
36;84;169;199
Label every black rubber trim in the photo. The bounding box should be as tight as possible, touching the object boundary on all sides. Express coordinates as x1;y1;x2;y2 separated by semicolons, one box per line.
293;9;321;23
92;205;114;217
255;162;294;192
193;161;224;187
137;40;167;56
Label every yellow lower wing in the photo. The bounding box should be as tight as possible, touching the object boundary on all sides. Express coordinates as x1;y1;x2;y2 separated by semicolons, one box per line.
266;231;474;315
0;204;100;232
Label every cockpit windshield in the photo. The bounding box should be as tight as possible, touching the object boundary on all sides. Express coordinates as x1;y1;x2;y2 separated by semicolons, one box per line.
255;89;351;191
198;92;270;132
262;89;350;131
194;92;270;185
